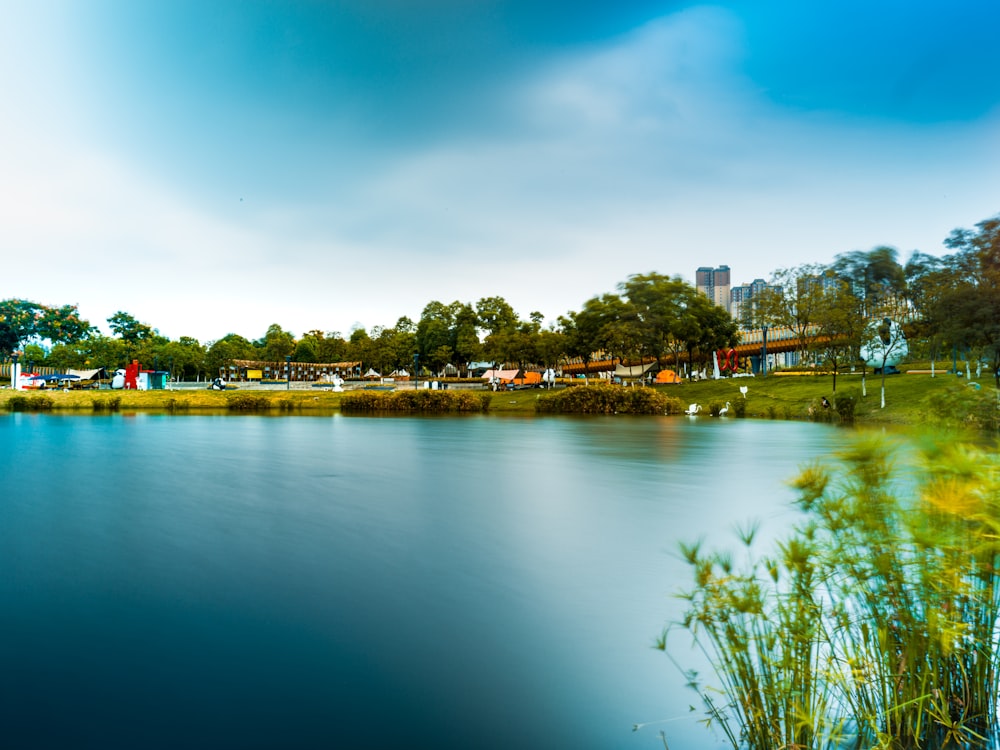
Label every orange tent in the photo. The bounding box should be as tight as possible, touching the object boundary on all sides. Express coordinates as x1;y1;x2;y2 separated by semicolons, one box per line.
655;369;682;384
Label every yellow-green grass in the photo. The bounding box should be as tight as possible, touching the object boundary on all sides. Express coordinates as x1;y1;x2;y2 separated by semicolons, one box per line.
658;364;992;425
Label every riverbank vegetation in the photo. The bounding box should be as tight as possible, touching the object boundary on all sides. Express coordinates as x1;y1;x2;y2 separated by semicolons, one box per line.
3;213;997;402
1;366;997;430
340;390;491;413
535;382;684;415
664;435;1000;749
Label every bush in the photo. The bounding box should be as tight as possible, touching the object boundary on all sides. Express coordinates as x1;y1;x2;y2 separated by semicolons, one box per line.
226;393;272;411
834;391;857;423
732;398;747;418
925;384;1000;432
341;390;491;413
92;396;122;412
6;394;54;412
535;383;682;415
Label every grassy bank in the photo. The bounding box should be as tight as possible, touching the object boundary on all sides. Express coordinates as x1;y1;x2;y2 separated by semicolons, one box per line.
0;366;995;426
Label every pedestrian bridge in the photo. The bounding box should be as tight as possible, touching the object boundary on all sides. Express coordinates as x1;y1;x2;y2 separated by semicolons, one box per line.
560;327;812;375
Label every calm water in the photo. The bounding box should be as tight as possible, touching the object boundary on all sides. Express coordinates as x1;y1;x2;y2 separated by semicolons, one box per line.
0;413;850;749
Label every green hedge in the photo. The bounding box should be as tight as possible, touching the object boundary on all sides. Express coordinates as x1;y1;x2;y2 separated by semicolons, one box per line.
341;390;492;413
535;384;683;415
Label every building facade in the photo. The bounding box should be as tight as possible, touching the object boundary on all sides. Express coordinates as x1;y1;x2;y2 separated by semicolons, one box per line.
695;265;731;313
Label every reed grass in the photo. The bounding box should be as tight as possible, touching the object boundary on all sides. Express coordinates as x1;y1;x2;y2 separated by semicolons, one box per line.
665;434;1000;749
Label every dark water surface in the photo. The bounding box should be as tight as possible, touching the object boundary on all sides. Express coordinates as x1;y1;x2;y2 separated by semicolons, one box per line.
0;414;850;749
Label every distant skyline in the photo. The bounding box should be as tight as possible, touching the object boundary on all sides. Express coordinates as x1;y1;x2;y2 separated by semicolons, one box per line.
2;1;998;342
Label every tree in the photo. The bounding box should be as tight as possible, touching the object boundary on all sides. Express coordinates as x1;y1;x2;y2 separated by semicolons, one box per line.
257;324;296;362
861;314;908;408
937;215;1000;388
830;246;906;318
559;299;606;384
205;334;256;377
755;265;832;364
475;296;518;337
809;277;865;392
160;337;207;381
621;273;699;369
107;311;154;347
0;299;93;355
903;251;948;374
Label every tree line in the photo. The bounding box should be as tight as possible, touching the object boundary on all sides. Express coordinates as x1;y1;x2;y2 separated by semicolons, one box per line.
2;213;997;386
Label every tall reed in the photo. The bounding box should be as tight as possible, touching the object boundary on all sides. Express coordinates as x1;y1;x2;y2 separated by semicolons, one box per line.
665;435;1000;749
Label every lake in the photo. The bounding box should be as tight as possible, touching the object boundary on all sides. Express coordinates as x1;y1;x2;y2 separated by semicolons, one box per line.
0;413;851;749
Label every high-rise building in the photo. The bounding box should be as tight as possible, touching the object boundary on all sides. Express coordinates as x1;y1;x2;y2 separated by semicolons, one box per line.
695;265;731;313
730;277;770;325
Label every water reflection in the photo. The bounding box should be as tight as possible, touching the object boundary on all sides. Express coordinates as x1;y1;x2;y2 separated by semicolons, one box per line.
0;414;849;749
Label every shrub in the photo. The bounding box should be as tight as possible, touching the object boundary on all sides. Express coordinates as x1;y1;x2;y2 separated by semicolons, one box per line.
341;390;491;413
833;391;857;423
92;396;122;412
732;398;747;418
925;384;999;432
226;393;272;411
6;394;54;412
535;383;679;415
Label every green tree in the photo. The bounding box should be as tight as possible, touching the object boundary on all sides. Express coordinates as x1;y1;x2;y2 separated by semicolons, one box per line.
257;324;296;362
621;273;699;369
933;215;1000;388
475;296;518;337
830;246;906;318
755;265;831;365
559;297;610;383
809;277;865;391
205;334;256;377
107;311;155;347
0;299;92;355
160;337;207;381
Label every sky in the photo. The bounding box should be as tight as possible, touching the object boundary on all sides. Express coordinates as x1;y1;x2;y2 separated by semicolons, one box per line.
2;0;999;343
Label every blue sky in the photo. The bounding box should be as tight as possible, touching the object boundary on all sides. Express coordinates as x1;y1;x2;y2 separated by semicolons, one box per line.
2;1;998;343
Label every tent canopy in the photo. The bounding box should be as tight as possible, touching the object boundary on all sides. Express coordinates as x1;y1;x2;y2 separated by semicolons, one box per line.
614;362;656;378
481;368;519;382
68;368;105;380
32;373;80;382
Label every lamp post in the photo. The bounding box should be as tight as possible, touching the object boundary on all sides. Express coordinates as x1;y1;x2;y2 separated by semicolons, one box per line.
761;325;769;377
285;355;292;391
413;353;419;391
11;350;19;390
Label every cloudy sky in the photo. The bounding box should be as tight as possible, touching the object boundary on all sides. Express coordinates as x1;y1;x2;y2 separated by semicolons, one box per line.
2;1;998;343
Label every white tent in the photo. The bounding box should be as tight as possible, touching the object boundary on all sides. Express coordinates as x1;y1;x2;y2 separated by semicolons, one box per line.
67;368;105;380
363;368;381;379
613;362;656;379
